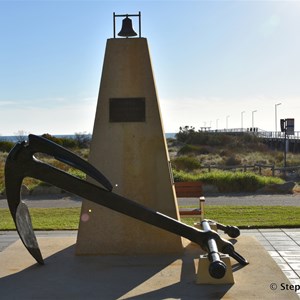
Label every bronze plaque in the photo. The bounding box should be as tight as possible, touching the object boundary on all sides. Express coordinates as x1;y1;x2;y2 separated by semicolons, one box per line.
109;98;146;122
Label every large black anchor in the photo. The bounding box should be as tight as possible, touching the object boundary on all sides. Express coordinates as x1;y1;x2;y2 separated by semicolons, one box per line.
5;134;248;279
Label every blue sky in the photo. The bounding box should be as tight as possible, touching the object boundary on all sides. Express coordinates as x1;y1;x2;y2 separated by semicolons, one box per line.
1;0;300;136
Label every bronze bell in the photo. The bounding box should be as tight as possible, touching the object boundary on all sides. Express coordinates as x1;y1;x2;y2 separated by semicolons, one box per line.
118;16;137;37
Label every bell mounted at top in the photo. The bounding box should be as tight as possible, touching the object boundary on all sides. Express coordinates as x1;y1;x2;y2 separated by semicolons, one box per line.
118;17;137;37
113;12;141;38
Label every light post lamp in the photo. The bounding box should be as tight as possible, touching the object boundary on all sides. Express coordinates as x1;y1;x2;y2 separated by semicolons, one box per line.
275;102;282;134
252;110;257;129
241;111;245;131
226;115;230;130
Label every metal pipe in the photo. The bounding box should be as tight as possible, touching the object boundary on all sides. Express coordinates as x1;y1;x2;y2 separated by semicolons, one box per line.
201;220;227;279
113;12;116;38
139;11;141;37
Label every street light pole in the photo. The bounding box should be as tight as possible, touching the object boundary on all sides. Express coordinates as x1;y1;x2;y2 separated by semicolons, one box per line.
252;110;257;129
275;102;282;133
241;111;245;131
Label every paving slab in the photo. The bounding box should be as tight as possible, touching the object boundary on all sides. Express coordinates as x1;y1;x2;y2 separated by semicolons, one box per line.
0;236;298;299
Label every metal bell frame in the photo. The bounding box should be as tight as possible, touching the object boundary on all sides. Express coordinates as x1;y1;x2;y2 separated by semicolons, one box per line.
113;12;141;38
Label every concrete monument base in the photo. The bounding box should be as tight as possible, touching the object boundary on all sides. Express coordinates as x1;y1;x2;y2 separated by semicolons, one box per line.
76;37;183;255
196;254;234;284
0;236;297;299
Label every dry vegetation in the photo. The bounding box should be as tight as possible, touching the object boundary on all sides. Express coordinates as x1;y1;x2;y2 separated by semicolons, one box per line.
169;126;300;177
1;129;300;194
0;134;89;194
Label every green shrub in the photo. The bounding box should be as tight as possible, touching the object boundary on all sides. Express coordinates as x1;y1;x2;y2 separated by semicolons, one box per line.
178;144;213;155
41;134;77;149
41;133;91;149
60;138;77;149
173;170;199;182
224;155;241;166
171;156;201;171
173;169;284;193
0;152;7;193
175;127;268;151
74;132;91;148
0;141;14;152
175;126;197;143
286;154;300;166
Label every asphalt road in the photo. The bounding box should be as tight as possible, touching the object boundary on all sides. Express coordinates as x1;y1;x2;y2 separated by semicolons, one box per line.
1;192;300;208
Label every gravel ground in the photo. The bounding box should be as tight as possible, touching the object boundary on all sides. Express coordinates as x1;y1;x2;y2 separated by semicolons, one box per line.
1;192;300;208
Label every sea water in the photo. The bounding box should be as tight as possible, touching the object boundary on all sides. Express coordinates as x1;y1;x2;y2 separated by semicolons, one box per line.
0;133;176;142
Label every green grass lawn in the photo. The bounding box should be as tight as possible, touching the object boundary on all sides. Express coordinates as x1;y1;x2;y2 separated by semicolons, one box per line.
1;206;299;230
196;205;300;228
0;208;81;230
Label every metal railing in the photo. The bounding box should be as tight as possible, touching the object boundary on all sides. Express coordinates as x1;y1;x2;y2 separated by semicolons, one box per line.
203;128;300;140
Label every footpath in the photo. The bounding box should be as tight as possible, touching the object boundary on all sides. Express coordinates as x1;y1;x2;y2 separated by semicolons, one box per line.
1;192;300;208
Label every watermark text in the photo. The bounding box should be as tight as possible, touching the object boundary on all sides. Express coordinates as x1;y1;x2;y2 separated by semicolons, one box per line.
270;282;300;293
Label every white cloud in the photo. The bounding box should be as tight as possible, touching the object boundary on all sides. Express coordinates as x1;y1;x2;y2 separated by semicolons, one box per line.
260;14;281;37
1;94;298;136
0;100;96;136
0;100;16;107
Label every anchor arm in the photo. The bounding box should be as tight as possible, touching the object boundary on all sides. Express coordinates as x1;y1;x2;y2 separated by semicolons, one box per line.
27;134;113;191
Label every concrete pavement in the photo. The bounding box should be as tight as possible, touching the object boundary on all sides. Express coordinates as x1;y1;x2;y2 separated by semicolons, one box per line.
1;194;300;298
0;229;300;299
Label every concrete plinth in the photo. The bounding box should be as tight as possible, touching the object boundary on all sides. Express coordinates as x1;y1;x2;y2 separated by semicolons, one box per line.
76;38;183;255
0;236;298;299
196;254;234;284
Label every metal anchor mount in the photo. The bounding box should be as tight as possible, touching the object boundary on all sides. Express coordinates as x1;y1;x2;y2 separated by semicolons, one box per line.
5;134;248;279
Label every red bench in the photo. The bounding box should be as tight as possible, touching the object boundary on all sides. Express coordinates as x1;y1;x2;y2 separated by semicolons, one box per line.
174;181;205;220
